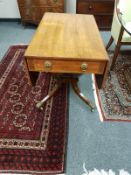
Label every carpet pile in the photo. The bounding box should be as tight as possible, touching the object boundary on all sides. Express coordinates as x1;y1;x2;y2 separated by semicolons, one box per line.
0;45;68;174
95;51;131;122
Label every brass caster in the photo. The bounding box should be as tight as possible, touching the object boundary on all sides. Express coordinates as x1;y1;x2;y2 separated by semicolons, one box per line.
40;107;44;110
36;101;44;110
91;108;95;112
90;105;96;112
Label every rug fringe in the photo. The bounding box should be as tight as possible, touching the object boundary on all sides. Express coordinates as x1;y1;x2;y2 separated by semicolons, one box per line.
82;163;131;175
91;74;104;122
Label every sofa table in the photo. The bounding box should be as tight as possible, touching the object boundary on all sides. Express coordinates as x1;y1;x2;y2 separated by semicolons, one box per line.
24;12;109;111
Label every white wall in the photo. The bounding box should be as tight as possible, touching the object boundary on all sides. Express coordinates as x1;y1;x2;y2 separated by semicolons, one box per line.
0;0;20;18
0;0;76;18
65;0;76;13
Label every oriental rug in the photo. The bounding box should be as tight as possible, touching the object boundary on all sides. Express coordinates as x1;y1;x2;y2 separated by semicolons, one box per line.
0;45;68;174
93;51;131;122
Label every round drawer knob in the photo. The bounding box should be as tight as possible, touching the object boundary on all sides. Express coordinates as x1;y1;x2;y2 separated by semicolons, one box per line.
88;5;93;11
44;61;52;70
81;63;88;72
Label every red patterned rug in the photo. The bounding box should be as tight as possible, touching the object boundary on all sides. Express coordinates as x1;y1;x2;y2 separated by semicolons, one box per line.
0;45;68;174
94;51;131;122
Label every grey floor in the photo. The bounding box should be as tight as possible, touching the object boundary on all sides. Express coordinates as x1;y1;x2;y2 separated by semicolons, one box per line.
0;21;131;175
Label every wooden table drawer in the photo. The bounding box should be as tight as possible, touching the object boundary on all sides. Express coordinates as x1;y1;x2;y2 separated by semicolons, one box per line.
17;0;64;25
95;15;113;29
17;0;32;7
30;6;64;24
77;1;114;14
26;58;106;74
18;0;63;7
18;7;32;20
32;0;64;6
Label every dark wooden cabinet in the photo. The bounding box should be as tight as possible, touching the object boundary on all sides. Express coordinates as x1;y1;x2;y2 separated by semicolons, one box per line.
17;0;64;25
76;0;114;30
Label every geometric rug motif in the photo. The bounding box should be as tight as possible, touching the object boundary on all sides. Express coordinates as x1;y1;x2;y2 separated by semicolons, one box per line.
0;45;68;174
95;51;131;122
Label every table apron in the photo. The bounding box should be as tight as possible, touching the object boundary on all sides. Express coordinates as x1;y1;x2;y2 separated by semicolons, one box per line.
26;58;107;74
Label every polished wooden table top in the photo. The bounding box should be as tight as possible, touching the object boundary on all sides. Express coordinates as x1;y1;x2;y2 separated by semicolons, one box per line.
25;12;109;62
24;12;109;110
25;12;109;90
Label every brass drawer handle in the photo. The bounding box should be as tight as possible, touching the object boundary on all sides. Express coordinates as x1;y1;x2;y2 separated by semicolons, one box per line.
53;0;57;2
81;63;88;72
44;61;52;70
